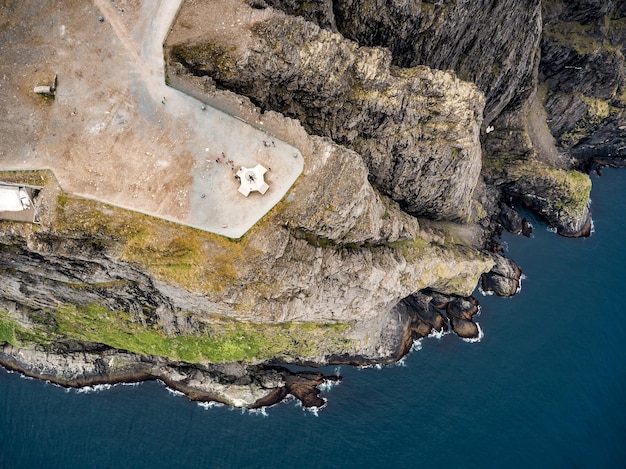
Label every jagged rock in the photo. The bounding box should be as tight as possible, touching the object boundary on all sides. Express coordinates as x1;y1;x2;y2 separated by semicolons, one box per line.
396;292;446;339
423;290;453;310
540;0;626;167
481;254;522;297
279;136;419;244
503;160;593;237
521;219;533;237
446;297;479;321
266;0;542;124
0;343;338;409
497;203;523;234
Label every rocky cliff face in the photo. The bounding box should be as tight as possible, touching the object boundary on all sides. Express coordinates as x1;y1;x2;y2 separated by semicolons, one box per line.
265;0;542;125
1;0;623;408
169;13;485;221
540;0;626;168
0;141;492;406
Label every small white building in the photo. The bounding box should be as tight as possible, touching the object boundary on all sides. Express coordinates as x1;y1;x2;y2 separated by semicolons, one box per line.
0;183;40;223
236;164;269;197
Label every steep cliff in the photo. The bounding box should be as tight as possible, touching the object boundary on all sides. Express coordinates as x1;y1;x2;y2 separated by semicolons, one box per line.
540;0;626;168
168;11;485;222
253;0;598;237
1;0;623;409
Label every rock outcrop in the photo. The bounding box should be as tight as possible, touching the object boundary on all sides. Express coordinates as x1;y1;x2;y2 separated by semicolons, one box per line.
0;343;337;408
168;9;485;221
540;0;626;169
264;0;542;125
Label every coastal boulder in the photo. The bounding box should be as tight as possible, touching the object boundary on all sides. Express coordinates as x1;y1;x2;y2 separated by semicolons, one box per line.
450;317;480;339
481;254;523;297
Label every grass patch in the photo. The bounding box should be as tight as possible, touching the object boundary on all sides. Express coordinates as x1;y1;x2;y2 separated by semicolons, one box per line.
0;314;18;346
52;194;255;293
51;303;352;363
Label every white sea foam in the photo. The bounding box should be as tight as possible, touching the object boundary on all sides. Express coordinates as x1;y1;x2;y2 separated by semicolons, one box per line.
165;386;185;397
317;378;341;392
304;398;327;416
246;407;269;417
590;217;596;235
395;356;407;367
76;383;113;394
478;285;494;296
462;322;484;343
516;274;527;294
120;382;141;387
291;396;327;415
427;328;451;340
547;226;558;233
411;338;423;351
196;401;225;410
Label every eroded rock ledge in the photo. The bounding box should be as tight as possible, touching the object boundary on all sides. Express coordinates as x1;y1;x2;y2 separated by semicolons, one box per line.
0;343;337;409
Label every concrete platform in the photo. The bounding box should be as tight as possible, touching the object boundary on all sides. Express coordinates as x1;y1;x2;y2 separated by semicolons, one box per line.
0;0;303;238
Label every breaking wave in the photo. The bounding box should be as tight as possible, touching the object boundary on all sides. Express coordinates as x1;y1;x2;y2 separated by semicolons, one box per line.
196;401;225;410
318;378;341;392
411;338;423;352
76;383;113;394
427;328;451;340
165;386;185;397
516;274;527;294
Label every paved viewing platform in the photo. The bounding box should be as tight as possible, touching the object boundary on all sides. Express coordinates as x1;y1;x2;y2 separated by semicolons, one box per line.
0;0;303;238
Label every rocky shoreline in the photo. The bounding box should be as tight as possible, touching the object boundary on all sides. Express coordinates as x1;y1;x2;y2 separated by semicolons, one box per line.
0;342;340;409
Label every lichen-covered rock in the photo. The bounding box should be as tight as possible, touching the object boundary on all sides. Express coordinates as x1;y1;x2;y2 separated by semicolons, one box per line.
265;0;542;125
504;160;592;237
540;0;626;167
481;253;523;297
279;136;419;244
167;8;485;221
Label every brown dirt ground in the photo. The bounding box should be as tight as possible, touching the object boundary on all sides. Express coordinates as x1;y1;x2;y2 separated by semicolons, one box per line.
0;0;303;238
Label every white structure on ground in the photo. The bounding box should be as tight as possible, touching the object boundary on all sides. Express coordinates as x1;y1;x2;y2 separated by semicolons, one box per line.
236;164;269;197
0;185;32;211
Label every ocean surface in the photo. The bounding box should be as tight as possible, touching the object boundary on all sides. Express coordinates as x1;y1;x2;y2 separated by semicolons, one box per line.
1;169;625;469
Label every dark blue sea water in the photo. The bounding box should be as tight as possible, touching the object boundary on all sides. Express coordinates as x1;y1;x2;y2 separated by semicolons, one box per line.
1;170;625;469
